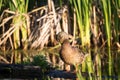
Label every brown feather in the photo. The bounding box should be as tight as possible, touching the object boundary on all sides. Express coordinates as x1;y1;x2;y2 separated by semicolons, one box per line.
60;39;85;66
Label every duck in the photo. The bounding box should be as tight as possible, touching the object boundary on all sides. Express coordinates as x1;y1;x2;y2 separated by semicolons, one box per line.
57;31;86;72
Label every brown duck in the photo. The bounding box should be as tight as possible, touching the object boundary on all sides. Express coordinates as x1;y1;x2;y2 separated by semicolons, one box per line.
57;32;86;72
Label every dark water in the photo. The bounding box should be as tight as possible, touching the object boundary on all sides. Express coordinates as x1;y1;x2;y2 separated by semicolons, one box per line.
0;48;120;80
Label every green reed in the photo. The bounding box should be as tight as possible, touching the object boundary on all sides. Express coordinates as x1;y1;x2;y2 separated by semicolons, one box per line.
0;0;29;49
9;0;29;49
86;52;94;80
69;1;94;79
69;0;92;47
77;71;84;80
112;0;120;44
101;1;115;79
0;0;2;10
101;0;111;47
108;48;113;80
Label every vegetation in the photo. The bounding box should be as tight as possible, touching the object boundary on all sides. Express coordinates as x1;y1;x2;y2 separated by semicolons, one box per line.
0;0;120;80
0;0;120;50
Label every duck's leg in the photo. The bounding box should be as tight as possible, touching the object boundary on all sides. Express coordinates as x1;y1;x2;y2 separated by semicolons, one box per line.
75;64;79;80
65;64;71;71
75;64;79;73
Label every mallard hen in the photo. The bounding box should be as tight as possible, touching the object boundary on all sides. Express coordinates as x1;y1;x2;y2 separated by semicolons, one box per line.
57;32;85;71
60;39;85;66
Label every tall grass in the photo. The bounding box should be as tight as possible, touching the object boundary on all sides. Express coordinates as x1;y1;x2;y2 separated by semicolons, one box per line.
69;0;92;47
0;0;2;10
11;0;29;49
112;0;120;46
101;1;114;78
69;1;94;80
0;0;120;50
0;0;30;50
108;48;113;79
101;0;111;47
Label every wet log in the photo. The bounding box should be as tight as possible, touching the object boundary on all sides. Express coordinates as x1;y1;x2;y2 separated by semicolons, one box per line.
0;63;90;79
0;63;42;79
47;70;77;79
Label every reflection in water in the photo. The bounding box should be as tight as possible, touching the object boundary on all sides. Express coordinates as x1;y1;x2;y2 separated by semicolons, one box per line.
0;48;119;80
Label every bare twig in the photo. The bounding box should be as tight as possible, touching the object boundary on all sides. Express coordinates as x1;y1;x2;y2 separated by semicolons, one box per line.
0;55;9;63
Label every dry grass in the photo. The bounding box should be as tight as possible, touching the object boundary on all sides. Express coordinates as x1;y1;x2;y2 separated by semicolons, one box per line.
28;0;70;49
0;10;30;50
0;0;70;50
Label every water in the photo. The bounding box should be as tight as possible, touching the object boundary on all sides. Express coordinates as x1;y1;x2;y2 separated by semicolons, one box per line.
0;48;120;80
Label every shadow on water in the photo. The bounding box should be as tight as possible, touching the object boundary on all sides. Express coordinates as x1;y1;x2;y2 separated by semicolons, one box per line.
0;48;120;80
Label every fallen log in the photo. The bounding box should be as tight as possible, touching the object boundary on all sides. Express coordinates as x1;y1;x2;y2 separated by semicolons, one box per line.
0;63;42;79
0;63;79;79
47;70;77;79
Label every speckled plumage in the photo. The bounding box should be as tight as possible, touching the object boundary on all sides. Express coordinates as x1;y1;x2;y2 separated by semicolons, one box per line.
60;39;85;65
57;32;85;66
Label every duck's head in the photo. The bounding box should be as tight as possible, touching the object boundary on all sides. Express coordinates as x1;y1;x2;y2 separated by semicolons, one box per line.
57;32;69;43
